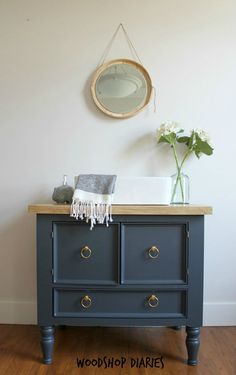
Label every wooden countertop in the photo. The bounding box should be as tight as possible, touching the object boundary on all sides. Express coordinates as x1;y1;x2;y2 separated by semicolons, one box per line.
28;204;212;215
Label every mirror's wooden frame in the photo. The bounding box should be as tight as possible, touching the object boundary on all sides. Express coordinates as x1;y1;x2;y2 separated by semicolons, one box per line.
91;59;153;119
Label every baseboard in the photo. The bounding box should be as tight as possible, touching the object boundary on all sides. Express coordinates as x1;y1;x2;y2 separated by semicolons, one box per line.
0;300;235;325
203;302;236;326
0;300;37;324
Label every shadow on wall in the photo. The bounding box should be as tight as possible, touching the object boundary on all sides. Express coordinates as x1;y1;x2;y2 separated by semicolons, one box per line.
117;132;173;176
0;191;56;303
0;210;36;299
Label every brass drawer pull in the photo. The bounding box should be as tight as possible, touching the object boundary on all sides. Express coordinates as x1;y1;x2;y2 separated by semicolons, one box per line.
81;295;92;309
148;246;160;259
148;294;159;308
81;246;92;259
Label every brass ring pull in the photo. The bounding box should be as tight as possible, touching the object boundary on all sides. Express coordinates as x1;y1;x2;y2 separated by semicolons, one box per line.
81;295;92;309
148;246;159;259
81;246;92;259
148;294;159;308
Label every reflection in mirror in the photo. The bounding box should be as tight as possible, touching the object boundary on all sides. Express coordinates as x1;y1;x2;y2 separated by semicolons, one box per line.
91;59;152;118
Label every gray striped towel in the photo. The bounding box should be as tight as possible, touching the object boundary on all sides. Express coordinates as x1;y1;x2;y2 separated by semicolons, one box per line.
70;174;117;229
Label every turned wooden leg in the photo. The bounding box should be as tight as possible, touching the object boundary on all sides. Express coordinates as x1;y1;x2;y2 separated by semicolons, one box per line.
186;326;200;365
40;326;55;364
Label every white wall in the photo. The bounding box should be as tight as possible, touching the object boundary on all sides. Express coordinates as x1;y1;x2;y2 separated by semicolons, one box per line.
0;0;235;325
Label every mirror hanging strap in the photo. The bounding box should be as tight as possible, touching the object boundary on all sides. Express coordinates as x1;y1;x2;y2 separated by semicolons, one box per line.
97;23;143;67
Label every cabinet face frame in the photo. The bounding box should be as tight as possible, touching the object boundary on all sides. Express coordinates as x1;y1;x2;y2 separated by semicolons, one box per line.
36;214;204;328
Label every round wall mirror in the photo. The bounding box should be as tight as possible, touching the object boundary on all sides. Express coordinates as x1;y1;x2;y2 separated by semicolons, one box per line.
91;59;153;119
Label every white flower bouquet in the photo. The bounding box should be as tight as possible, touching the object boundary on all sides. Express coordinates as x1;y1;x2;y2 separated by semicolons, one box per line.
156;121;214;204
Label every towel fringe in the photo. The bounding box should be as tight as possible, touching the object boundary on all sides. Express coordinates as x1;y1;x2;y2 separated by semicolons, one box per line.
71;199;113;230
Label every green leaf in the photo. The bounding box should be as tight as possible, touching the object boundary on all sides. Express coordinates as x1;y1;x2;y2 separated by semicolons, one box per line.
188;131;195;149
158;135;172;144
199;142;213;155
177;136;189;143
195;134;213;155
194;150;201;159
158;133;177;145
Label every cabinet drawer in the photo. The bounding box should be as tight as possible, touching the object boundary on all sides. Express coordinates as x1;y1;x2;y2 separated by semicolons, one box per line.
121;223;187;284
54;289;186;318
53;222;119;285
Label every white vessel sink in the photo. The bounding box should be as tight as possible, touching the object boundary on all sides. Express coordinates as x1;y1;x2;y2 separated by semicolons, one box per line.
113;177;171;205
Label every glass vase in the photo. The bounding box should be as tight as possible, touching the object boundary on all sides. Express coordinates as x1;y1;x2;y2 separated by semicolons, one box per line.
171;171;189;205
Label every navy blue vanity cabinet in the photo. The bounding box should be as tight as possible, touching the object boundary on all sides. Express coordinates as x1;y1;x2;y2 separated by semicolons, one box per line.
30;205;212;366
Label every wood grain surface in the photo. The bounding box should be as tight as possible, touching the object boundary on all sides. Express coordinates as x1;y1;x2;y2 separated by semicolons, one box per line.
28;204;213;215
0;325;234;375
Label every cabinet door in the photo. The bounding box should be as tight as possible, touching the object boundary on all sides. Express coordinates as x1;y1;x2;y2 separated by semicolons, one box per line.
121;223;188;284
53;222;119;285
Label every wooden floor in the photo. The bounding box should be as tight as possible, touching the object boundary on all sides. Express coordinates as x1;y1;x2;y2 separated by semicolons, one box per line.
0;325;235;375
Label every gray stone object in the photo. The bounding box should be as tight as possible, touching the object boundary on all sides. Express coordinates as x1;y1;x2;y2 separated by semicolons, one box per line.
52;185;74;204
52;175;74;204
